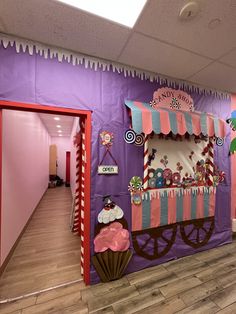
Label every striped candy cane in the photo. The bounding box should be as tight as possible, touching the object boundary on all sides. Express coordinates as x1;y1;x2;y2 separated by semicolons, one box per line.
71;120;86;276
143;135;149;190
207;138;214;186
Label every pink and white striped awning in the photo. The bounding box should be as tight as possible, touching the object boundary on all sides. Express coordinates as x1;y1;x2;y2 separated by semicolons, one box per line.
125;100;226;138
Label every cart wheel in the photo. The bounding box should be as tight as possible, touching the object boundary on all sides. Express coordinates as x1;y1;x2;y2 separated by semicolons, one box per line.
180;217;214;249
132;224;177;260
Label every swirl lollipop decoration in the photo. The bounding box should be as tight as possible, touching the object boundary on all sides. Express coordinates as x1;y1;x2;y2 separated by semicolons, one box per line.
124;129;136;144
215;137;224;146
135;133;145;146
128;176;143;192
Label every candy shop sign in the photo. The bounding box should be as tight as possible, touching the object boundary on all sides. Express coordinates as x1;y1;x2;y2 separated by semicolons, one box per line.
153;87;194;112
98;165;119;175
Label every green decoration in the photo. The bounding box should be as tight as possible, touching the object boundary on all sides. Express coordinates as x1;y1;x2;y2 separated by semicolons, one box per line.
129;176;143;191
230;138;236;154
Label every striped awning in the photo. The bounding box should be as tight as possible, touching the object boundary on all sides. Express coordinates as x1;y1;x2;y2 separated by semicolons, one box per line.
125;100;226;138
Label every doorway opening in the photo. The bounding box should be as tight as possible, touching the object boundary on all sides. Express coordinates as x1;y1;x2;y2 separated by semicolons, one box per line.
0;100;92;298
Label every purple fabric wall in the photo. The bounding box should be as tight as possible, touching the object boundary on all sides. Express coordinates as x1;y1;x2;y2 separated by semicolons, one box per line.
0;44;232;284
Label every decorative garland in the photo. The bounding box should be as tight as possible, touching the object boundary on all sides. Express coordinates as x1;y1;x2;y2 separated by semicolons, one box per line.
0;32;230;99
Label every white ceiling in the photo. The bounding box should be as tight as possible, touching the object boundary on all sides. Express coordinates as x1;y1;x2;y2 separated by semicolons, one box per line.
1;0;236;92
39;113;74;137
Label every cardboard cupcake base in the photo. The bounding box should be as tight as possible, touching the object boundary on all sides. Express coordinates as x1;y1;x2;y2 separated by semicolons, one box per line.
92;249;132;282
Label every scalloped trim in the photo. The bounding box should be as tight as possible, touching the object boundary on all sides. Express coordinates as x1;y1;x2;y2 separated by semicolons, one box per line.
0;32;229;99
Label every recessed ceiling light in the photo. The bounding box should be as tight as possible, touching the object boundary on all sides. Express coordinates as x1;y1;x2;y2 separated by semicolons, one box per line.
58;130;62;133
54;117;60;121
56;125;61;128
56;0;147;28
59;134;62;137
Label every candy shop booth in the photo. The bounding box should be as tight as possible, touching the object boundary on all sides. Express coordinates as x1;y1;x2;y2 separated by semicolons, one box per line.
92;88;228;283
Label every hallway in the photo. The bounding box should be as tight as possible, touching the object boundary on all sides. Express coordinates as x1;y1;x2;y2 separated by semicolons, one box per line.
0;186;82;300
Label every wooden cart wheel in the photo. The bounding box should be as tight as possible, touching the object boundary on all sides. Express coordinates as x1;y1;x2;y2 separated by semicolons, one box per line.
132;224;177;260
180;217;214;249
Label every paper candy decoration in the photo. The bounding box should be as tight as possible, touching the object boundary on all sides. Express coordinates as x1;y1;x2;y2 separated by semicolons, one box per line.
128;176;143;191
98;198;124;224
94;222;130;253
230;138;236;154
100;131;114;146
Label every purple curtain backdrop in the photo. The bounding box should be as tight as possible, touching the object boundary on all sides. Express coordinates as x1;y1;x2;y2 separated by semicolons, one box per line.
0;44;232;284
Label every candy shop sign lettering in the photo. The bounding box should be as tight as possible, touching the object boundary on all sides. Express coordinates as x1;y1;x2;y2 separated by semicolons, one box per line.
153;87;194;111
98;165;119;174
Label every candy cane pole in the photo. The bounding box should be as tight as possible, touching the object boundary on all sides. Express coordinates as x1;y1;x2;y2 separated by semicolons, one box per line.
143;135;149;190
207;137;214;186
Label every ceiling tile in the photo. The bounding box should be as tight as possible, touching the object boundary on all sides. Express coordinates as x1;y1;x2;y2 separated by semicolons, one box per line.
187;62;236;93
39;113;74;137
135;0;236;59
0;0;130;60
119;33;212;80
219;48;236;68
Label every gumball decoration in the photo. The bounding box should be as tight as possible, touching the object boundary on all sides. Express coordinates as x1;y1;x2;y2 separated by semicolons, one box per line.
148;168;156;179
165;178;172;187
156;177;164;188
172;172;181;184
154;168;163;178
163;168;172;180
148;178;156;188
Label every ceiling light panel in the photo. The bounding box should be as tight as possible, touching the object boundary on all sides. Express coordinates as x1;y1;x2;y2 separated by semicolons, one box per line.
56;0;147;27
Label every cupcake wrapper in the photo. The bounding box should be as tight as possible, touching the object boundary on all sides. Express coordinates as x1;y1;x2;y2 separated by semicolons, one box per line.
92;250;132;282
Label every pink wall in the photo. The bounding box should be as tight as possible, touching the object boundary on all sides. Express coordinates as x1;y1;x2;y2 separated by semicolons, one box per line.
1;110;51;265
231;95;236;219
51;137;71;181
70;117;80;197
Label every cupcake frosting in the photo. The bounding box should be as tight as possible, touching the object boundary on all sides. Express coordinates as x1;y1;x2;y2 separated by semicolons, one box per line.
94;222;130;253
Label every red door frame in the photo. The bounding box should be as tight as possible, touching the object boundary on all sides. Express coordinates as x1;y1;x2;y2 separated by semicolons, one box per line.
65;151;71;187
0;100;92;285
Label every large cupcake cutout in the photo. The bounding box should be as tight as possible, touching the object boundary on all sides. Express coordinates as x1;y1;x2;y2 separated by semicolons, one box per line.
92;196;132;282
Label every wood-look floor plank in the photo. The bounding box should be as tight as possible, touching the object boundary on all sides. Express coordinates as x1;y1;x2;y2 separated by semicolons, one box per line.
133;296;186;314
91;307;114;314
81;277;130;301
216;302;236;313
175;298;220;314
0;187;82;300
36;282;85;304
135;271;178;294
0;296;36;314
194;261;236;282
159;276;202;298
179;279;223;307
112;289;164;314
87;286;139;312
21;291;84;314
126;265;168;285
210;282;236;309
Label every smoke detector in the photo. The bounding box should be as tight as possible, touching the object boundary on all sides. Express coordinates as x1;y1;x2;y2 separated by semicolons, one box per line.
179;1;200;20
